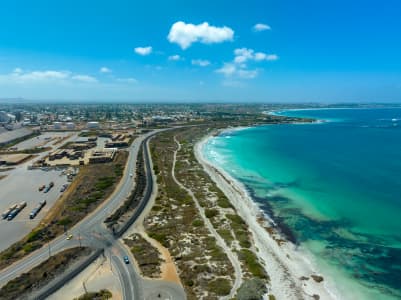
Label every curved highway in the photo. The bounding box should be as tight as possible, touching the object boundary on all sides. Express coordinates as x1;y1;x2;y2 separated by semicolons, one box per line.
0;131;157;299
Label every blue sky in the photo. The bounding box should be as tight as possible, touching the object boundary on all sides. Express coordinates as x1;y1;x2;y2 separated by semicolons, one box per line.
0;0;400;102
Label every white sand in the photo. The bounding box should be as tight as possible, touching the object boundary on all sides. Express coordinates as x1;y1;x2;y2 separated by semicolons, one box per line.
195;132;343;300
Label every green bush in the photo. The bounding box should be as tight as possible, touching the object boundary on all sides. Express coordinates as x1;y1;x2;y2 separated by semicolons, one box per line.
22;243;36;253
217;229;234;244
192;219;204;227
217;197;233;209
148;232;169;247
95;177;115;190
239;249;268;279
207;278;232;296
26;230;42;243
237;278;268;300
205;208;219;219
57;217;72;226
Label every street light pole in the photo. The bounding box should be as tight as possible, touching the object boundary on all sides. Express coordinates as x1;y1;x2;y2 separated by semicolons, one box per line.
110;251;112;272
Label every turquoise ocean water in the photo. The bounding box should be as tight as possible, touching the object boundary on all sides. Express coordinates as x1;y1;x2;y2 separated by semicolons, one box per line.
202;108;401;299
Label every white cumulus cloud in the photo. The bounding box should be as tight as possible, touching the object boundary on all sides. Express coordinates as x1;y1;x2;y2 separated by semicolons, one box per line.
11;70;71;81
266;54;279;61
234;48;279;63
0;69;98;84
216;48;277;80
167;21;234;49
116;77;138;84
216;63;237;77
216;63;258;79
71;75;98;83
100;67;112;73
168;54;181;61
191;59;211;67
253;23;271;32
234;48;255;64
134;46;153;56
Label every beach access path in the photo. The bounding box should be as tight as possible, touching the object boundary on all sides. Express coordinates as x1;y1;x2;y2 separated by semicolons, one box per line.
172;136;243;299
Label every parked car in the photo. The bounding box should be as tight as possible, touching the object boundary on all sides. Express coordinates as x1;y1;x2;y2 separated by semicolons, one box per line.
60;184;68;192
38;185;46;191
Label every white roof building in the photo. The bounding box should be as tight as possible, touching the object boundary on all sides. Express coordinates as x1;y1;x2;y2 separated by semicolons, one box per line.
0;111;15;123
66;122;75;129
53;122;62;129
87;121;99;129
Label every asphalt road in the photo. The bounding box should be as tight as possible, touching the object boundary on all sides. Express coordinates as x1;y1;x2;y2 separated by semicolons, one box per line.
0;132;150;297
0;129;186;300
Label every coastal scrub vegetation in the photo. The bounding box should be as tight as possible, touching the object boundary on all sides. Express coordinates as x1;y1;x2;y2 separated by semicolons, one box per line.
146;122;271;299
173;127;268;280
124;233;163;278
146;129;235;299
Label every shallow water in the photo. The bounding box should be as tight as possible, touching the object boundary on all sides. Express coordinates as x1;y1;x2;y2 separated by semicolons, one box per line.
203;108;401;299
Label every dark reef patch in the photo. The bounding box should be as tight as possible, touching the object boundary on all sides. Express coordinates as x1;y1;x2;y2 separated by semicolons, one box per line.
242;182;401;298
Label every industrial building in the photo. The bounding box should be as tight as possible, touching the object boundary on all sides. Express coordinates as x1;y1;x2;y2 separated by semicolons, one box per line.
66;122;75;130
48;149;83;161
0;111;15;124
105;134;130;148
0;154;32;165
88;149;116;164
87;121;100;129
53;122;62;130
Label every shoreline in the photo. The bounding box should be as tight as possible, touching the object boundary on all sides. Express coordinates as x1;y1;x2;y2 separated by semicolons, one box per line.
195;129;341;300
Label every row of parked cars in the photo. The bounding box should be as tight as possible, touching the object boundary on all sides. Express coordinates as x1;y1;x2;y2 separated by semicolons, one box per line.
2;181;69;222
38;182;69;193
1;200;48;221
38;181;54;193
1;202;27;221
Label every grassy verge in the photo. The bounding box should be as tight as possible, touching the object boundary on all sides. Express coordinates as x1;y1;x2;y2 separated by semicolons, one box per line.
0;247;92;300
124;233;163;278
105;146;145;231
0;151;128;270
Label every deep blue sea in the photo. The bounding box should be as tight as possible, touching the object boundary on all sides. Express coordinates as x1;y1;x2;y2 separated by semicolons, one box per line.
203;108;401;299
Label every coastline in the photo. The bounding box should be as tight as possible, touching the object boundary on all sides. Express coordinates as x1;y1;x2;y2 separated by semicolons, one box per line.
266;109;330;123
195;129;341;300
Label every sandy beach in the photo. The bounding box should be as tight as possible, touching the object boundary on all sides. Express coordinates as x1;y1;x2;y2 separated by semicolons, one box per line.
195;131;341;300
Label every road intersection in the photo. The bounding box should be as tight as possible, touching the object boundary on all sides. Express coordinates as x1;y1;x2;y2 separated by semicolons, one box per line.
0;130;186;300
